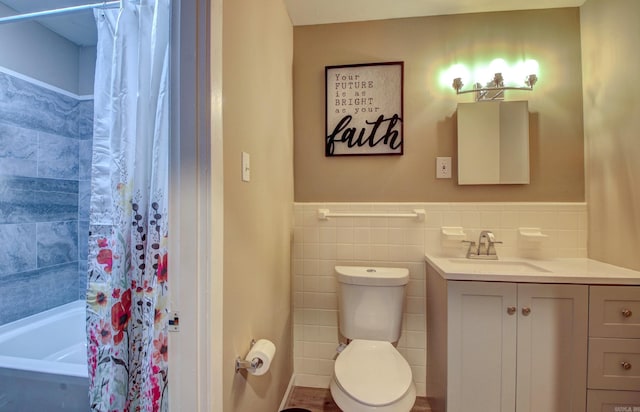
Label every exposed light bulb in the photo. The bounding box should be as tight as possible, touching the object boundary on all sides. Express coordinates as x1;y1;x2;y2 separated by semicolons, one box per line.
523;59;539;76
489;58;508;74
449;64;470;85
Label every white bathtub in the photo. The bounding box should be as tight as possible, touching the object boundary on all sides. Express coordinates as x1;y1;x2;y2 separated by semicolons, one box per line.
0;300;89;411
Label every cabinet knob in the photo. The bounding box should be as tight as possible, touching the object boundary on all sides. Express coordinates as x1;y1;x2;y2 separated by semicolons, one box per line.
622;309;633;318
522;307;531;316
621;362;632;370
507;306;517;315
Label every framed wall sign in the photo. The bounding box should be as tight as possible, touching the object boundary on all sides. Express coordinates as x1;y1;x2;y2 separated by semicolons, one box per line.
325;61;404;156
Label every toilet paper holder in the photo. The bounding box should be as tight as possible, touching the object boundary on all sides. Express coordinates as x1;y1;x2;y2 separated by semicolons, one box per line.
235;339;264;373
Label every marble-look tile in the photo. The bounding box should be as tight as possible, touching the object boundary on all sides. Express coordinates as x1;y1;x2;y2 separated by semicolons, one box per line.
0;176;78;223
0;72;80;138
0;223;36;274
34;191;79;222
0;72;88;326
38;132;79;180
79;139;93;180
0;262;78;325
78;220;90;261
0;184;33;224
78;180;91;220
0;175;78;193
78;259;88;299
78;100;94;140
0;121;38;177
36;221;78;267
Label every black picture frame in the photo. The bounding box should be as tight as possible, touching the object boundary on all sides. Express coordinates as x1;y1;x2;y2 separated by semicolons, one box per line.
325;61;404;156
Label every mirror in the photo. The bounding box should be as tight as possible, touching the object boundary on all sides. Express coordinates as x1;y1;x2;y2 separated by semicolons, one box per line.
457;101;530;185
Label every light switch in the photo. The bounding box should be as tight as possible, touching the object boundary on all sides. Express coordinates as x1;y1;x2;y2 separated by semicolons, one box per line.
242;152;250;182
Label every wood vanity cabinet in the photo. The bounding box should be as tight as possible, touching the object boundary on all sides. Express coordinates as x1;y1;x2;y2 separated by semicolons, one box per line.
426;265;589;412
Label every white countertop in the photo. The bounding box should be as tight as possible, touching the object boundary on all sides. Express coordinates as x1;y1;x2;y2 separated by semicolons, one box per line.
425;254;640;285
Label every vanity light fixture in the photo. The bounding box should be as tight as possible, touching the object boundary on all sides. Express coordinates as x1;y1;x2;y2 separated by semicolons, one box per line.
452;72;538;101
447;58;540;101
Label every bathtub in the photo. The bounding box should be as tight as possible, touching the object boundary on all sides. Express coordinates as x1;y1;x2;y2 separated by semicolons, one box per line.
0;300;89;411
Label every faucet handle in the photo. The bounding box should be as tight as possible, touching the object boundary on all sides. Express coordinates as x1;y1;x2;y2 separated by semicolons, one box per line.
462;240;477;258
487;239;503;255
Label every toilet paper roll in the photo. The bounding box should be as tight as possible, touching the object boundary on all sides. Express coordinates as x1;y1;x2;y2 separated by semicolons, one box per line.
246;339;276;376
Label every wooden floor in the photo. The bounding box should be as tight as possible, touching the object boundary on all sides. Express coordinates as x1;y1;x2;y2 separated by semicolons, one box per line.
283;386;431;411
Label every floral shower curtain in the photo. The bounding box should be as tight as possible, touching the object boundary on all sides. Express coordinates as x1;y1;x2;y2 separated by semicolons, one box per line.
86;0;170;410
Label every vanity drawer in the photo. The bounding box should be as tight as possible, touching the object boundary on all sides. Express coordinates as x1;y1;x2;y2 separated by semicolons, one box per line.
590;286;640;338
587;389;640;412
588;338;640;391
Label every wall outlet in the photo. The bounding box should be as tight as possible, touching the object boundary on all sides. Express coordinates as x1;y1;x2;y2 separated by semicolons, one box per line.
436;157;452;179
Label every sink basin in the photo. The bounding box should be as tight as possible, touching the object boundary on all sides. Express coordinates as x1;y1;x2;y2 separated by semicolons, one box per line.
445;258;551;274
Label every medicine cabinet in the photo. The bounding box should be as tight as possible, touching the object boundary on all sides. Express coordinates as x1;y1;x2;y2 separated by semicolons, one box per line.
457;101;530;185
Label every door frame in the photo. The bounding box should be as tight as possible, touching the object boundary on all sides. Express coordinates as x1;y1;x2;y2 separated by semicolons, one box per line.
169;0;223;410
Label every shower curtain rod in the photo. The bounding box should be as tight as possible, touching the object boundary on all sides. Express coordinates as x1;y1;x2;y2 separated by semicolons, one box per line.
0;1;120;25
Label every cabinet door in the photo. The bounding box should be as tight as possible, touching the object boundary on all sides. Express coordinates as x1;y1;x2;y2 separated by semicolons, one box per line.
516;284;588;412
448;281;517;412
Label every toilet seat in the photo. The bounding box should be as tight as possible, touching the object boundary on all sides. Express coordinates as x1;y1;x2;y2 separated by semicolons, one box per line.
334;339;413;406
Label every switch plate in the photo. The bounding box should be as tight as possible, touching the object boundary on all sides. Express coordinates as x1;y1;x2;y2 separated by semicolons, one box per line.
241;152;250;182
436;157;452;179
168;311;180;332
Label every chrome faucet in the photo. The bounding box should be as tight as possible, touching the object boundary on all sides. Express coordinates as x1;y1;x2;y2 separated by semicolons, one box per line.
478;230;495;255
463;230;502;260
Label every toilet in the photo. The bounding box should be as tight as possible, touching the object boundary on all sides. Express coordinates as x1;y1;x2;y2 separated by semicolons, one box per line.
330;266;416;412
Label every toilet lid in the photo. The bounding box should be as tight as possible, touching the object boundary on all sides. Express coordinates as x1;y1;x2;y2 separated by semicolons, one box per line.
334;339;412;406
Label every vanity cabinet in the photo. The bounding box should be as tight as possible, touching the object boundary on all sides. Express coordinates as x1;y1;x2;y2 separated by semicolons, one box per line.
426;266;589;412
587;286;640;411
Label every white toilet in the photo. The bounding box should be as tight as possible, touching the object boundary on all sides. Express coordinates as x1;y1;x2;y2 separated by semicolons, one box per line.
330;266;416;412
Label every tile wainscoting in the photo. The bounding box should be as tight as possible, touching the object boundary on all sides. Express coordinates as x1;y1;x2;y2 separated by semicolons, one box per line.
292;202;587;396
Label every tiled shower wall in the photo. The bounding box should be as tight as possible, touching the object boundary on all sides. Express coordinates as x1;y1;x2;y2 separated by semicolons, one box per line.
293;202;587;396
0;70;93;325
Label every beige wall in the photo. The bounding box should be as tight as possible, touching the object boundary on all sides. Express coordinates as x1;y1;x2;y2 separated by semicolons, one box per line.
581;0;640;271
293;8;585;202
222;0;294;410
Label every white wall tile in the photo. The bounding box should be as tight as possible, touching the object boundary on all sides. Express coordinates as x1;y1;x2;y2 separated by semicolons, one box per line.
336;244;355;260
318;260;337;277
424;210;443;228
303;259;319;276
371;227;389;244
442;211;463;227
336;227;354;243
354;227;371;243
303;243;319;260
406;228;425;246
292;201;587;398
370;244;390;261
404;314;425;331
388;228;405;245
407;280;425;297
318;243;337;260
411;365;427;384
319;226;337;244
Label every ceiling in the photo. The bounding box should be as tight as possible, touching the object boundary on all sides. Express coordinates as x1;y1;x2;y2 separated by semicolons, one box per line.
0;0;586;47
0;0;98;46
285;0;586;26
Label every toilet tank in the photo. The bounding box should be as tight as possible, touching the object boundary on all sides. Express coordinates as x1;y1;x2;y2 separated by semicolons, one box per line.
335;266;409;342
